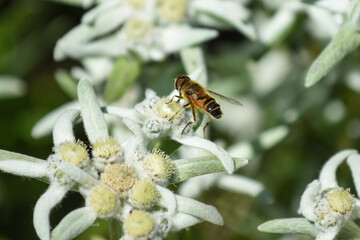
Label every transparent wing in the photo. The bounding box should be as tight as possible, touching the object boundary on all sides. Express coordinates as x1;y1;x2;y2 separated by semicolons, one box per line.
207;89;243;106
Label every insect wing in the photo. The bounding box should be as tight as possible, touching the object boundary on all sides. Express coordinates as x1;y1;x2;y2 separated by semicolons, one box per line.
207;89;243;106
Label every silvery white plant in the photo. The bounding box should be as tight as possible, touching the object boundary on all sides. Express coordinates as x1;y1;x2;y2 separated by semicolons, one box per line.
301;0;360;87
52;0;255;90
258;149;360;240
0;77;250;240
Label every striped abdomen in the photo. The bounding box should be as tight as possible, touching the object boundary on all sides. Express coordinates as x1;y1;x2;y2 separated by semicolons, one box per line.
202;96;222;119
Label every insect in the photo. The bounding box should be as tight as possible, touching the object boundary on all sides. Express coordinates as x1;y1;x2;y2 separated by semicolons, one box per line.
168;75;243;137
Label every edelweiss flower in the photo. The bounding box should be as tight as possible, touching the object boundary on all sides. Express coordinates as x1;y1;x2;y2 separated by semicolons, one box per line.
0;77;248;240
259;149;360;240
52;0;255;86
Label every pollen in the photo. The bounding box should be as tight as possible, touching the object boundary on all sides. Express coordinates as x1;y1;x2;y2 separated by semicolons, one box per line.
131;180;158;206
145;149;173;180
125;18;150;39
326;188;354;214
58;141;89;166
126;0;145;8
158;0;187;22
156;98;183;120
124;210;154;237
92;137;122;160
101;164;137;193
89;185;118;216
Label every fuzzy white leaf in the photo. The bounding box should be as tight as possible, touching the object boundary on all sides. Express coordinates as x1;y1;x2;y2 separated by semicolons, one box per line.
58;161;99;188
160;26;218;53
299;179;321;221
180;47;208;86
216;174;273;203
32;101;80;139
346;153;360;197
173;136;235;173
34;184;68;240
156;186;177;215
319;149;357;189
192;0;256;40
171;212;202;231
51;207;97;240
103;106;143;123
53;110;80;146
258;218;318;237
0;160;47;178
175;194;223;226
78;78;109;143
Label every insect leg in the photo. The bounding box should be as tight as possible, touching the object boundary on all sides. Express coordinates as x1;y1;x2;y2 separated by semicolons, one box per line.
202;117;211;138
181;103;196;135
169;103;190;121
166;95;183;104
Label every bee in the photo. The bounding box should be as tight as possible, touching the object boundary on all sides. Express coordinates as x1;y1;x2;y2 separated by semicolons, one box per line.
168;75;242;137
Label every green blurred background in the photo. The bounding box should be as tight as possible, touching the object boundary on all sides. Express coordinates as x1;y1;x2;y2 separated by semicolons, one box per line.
0;0;360;239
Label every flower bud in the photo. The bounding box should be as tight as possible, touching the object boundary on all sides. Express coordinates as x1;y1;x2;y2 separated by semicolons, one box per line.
89;185;118;217
125;18;150;39
130;180;158;206
158;0;187;22
124;210;155;237
145;149;173;180
92;137;123;170
58;141;89;167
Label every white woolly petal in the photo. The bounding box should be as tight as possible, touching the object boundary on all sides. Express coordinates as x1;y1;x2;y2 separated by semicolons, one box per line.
0;160;47;177
57;37;127;60
122;119;146;151
319;149;357;189
299;180;321;221
173;136;235;173
258;4;298;45
191;1;256;40
31;101;80;139
156;186;177;215
78;78;109;143
82;2;128;37
216;174;268;199
53;109;80;146
346;153;360;197
58;161;99;188
33;184;68;240
175;194;224;226
81;57;114;85
159;26;218;53
178;174;220;198
103;106;143;123
188;68;204;82
122;136;137;165
180;47;208;86
51;207;97;240
170;212;202;231
54;25;96;61
81;0;121;23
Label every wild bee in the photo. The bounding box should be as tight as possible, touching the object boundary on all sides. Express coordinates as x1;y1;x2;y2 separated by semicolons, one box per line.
168;75;242;137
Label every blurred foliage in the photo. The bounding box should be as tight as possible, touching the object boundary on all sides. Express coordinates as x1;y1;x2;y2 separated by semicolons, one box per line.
0;0;360;240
